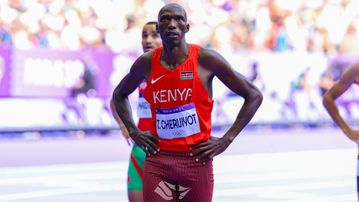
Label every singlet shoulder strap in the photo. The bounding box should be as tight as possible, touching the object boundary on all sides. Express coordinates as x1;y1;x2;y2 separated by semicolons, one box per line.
148;46;163;82
188;44;201;75
151;46;163;69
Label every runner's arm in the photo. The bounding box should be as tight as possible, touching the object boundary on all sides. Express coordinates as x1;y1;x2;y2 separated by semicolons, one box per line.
323;64;359;140
191;48;262;162
109;100;130;144
199;48;263;144
112;53;160;154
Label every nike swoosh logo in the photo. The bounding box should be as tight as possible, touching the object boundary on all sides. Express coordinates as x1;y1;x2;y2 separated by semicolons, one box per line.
151;75;164;84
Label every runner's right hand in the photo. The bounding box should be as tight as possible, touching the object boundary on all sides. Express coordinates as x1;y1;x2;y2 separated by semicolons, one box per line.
345;129;359;144
129;130;160;156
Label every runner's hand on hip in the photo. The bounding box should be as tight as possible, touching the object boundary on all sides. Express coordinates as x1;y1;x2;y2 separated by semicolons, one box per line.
190;136;231;163
129;130;160;156
346;130;359;144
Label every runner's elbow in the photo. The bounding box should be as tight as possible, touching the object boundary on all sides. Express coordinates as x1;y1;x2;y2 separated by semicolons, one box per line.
112;87;124;104
251;89;263;106
322;95;330;108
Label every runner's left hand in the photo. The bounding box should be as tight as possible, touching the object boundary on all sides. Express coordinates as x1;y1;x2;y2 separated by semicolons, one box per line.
190;136;231;163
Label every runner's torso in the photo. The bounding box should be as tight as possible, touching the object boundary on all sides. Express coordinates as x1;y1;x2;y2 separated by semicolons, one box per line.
144;44;214;152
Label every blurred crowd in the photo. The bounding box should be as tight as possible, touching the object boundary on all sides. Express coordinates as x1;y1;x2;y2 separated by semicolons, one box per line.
1;0;359;127
1;0;359;56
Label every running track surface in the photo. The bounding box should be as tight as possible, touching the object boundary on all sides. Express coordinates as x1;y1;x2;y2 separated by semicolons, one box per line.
0;128;357;202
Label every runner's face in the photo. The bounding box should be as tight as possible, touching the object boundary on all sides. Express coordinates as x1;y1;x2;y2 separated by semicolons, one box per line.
158;5;189;44
142;24;162;53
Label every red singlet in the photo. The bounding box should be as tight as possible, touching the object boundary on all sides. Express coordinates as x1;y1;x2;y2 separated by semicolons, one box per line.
144;44;214;151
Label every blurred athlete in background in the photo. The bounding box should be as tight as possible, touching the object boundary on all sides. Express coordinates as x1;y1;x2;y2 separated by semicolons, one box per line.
110;21;161;202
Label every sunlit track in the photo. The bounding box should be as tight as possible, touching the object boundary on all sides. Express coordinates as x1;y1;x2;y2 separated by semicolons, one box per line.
0;148;357;202
213;149;357;201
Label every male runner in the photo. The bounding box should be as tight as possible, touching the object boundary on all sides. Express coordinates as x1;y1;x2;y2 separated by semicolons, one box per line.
110;21;161;202
323;63;359;199
112;3;263;201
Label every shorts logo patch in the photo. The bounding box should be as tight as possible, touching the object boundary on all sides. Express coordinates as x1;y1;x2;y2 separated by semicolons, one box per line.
180;71;193;80
154;181;191;200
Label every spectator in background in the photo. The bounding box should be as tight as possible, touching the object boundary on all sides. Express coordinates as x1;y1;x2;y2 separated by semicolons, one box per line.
70;56;97;98
267;17;291;52
318;67;335;96
0;0;359;53
339;22;359;55
62;54;97;125
248;61;265;92
0;23;12;47
290;66;324;121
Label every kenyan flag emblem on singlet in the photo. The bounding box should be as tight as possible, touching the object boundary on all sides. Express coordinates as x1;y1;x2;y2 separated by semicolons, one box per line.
180;71;193;80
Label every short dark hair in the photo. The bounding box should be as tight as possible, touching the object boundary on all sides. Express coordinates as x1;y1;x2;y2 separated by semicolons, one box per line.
158;3;187;22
